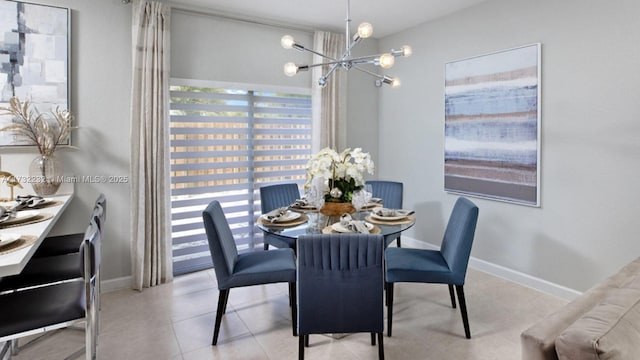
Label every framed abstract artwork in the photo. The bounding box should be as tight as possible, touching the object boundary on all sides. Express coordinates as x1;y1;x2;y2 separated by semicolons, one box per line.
444;44;541;206
0;1;70;147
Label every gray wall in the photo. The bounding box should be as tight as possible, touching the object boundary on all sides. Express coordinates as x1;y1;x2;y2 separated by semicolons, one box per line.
1;0;132;282
171;10;312;88
376;0;640;292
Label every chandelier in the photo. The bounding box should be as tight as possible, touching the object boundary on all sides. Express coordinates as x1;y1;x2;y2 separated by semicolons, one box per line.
280;0;412;88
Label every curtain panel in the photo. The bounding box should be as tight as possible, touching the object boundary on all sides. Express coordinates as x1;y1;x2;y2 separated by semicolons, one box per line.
311;31;347;152
130;0;172;290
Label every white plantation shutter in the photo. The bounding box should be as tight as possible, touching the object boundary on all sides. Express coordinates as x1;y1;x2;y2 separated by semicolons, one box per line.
169;79;311;275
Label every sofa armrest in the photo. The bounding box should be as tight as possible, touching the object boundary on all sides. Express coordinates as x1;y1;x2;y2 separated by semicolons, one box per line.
555;277;640;360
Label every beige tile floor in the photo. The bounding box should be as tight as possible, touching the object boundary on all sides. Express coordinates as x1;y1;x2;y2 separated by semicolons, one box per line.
10;268;567;360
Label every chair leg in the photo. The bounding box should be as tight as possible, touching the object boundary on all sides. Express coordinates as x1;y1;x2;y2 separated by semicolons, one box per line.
386;283;394;337
455;285;471;339
212;289;229;345
298;335;305;360
11;339;19;355
378;332;385;360
448;284;456;308
371;332;376;345
221;288;230;314
396;236;401;248
290;282;297;336
304;334;309;347
264;242;269;251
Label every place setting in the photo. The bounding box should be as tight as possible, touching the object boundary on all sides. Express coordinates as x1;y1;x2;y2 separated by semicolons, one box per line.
0;198;55;229
288;198;318;213
0;233;38;255
365;207;415;225
361;197;383;210
13;195;64;209
257;207;309;227
322;213;380;234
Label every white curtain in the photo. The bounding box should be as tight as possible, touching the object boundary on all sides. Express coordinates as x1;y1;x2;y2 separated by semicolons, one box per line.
311;31;347;152
130;0;172;290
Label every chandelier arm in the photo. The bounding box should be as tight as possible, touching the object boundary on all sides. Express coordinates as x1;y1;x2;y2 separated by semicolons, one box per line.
348;53;387;63
302;59;351;69
324;62;341;78
296;45;339;61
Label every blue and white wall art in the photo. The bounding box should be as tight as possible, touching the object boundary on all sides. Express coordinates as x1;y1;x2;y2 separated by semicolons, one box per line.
0;1;69;146
444;44;541;206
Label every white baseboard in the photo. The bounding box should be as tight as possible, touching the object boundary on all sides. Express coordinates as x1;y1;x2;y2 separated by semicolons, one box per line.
101;275;132;293
400;237;582;302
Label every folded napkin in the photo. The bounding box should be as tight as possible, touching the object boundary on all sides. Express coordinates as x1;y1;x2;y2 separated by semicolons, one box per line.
291;198;309;208
14;195;45;210
0;206;15;223
372;208;414;218
264;207;288;223
339;213;370;233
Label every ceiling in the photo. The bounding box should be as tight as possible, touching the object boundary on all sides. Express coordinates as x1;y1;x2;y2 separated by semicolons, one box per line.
169;0;489;38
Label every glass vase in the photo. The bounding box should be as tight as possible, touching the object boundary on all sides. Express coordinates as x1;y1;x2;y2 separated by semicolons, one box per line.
29;154;63;196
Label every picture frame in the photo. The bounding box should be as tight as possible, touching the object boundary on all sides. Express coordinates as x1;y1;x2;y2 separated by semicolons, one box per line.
0;0;70;147
444;43;541;206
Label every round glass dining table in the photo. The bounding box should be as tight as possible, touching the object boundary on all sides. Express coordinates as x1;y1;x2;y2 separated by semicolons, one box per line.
256;209;415;244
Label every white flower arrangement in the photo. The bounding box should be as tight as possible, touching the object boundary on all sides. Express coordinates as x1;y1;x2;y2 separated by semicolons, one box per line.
305;147;375;202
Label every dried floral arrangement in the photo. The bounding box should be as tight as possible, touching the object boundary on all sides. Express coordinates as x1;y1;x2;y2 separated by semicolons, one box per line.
0;97;76;156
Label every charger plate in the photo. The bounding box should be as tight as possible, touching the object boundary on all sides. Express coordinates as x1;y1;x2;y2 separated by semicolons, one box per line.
322;224;381;234
364;215;415;225
0;213;54;229
0;235;38;255
257;214;309;227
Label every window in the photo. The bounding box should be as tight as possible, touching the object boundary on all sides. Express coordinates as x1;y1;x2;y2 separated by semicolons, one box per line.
169;79;312;275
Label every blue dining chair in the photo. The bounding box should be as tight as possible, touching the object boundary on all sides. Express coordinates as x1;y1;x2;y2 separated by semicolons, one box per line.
297;233;385;360
259;183;300;251
202;200;297;345
366;180;403;247
385;197;479;339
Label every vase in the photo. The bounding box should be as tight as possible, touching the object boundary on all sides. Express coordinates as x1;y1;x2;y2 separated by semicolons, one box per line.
320;201;355;217
29;154;63;196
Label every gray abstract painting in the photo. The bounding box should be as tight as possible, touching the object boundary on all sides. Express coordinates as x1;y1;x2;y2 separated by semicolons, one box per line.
0;1;69;146
444;44;541;206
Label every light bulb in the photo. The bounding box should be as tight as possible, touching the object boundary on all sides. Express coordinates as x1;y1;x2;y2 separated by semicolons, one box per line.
401;45;412;57
391;77;401;88
357;22;373;38
283;62;298;77
281;35;295;49
379;53;395;69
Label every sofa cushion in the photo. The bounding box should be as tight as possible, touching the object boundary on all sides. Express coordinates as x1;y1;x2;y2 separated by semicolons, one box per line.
521;257;640;360
555;275;640;360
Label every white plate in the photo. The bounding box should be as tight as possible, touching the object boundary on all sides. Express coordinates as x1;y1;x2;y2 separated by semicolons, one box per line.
371;197;383;203
362;202;381;209
0;233;20;248
331;222;374;233
0;210;40;225
370;209;412;221
261;211;301;223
